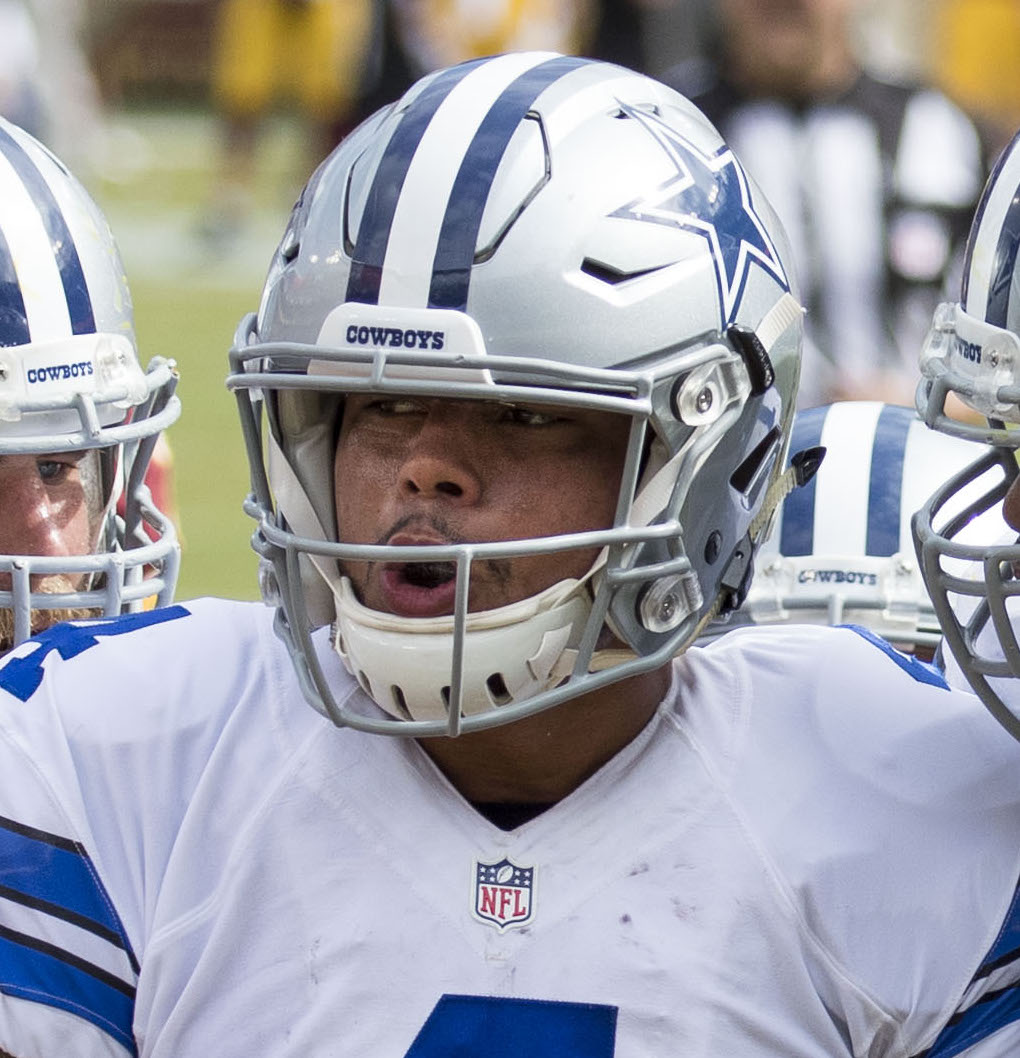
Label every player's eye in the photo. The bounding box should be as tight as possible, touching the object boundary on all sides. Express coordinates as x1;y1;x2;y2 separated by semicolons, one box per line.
36;456;79;484
496;402;565;427
368;397;426;416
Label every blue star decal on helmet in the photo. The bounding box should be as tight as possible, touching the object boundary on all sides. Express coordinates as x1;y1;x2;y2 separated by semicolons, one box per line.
612;103;789;325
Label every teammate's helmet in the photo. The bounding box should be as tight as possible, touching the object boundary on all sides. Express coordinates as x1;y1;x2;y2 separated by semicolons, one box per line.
732;402;992;656
914;126;1020;739
229;53;804;736
0;117;181;646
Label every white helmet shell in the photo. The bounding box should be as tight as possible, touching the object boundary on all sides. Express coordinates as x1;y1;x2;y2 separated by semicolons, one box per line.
0;117;181;645
230;53;804;736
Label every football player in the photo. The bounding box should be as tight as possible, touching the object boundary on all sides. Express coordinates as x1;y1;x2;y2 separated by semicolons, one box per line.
2;55;1020;1057
915;124;1020;741
0;117;180;653
717;400;1004;663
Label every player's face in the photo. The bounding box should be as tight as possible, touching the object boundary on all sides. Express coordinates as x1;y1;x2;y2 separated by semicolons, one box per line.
1005;475;1020;532
0;450;104;651
334;395;631;618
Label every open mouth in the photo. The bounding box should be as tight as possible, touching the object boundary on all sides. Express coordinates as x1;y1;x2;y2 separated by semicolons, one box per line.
379;560;459;616
400;561;457;590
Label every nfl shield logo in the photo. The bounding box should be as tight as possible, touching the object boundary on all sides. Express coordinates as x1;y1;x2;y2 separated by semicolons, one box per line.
473;858;535;931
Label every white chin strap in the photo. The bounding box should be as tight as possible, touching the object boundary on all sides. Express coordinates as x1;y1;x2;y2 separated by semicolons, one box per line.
331;569;628;723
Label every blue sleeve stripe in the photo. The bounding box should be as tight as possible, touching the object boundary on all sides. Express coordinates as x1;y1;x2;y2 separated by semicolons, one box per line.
0;925;136;1055
917;983;1020;1058
977;882;1020;978
842;625;950;689
0;884;124;949
0;817;136;969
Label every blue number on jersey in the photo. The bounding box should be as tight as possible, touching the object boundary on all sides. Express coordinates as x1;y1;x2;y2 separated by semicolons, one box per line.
0;605;190;702
843;624;949;689
405;995;617;1056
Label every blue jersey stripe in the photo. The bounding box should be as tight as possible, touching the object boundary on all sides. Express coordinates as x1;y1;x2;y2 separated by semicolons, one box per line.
0;123;96;336
0;926;136;1055
428;55;588;311
0;816;136;969
0;221;30;346
920;984;1020;1058
779;407;826;557
345;59;487;305
865;404;910;557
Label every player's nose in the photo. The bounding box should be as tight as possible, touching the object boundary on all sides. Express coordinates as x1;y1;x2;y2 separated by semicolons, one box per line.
398;408;483;505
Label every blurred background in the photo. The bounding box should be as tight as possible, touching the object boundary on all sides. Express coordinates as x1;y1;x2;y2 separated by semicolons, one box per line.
6;0;1018;602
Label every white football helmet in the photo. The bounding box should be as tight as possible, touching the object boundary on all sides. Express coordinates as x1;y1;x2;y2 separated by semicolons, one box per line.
914;126;1020;739
730;401;997;656
229;53;805;736
0;117;181;646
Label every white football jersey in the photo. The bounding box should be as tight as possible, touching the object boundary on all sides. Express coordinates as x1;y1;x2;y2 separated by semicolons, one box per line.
1;598;1020;1057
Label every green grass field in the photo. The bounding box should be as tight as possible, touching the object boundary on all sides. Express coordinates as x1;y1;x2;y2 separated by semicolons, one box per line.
90;107;313;603
130;278;260;602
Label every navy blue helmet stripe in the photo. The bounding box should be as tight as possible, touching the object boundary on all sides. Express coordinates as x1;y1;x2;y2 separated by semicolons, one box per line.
918;982;1020;1058
865;404;910;558
0;926;136;1055
962;129;1019;311
0;123;96;336
986;184;1020;329
0;816;137;969
779;407;827;557
981;134;1020;327
0;222;30;346
428;55;589;311
345;59;488;305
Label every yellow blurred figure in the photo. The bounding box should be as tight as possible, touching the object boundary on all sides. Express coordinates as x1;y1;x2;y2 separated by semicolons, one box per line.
388;0;595;76
933;0;1020;151
201;0;375;251
212;0;373;125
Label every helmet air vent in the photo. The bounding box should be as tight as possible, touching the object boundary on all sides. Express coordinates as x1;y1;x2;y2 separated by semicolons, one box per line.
580;258;667;286
730;427;780;496
486;673;512;706
390;685;413;721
